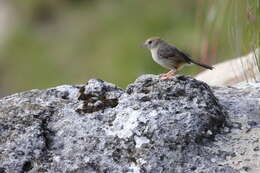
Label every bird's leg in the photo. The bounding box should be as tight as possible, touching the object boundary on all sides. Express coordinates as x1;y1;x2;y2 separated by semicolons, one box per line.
160;69;176;80
161;70;173;77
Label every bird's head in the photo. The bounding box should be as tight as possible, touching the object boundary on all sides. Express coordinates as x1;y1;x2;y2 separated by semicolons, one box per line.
143;37;162;50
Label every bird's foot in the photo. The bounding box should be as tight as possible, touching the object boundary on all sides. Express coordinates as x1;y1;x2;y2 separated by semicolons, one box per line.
160;74;175;80
161;73;169;77
160;76;171;80
160;70;176;80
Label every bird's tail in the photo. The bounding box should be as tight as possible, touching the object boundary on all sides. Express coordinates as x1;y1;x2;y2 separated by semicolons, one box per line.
190;60;214;70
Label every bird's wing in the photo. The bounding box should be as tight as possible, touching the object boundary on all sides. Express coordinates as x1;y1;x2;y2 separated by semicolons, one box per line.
158;44;192;64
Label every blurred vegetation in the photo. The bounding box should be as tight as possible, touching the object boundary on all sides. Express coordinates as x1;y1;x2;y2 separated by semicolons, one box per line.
0;0;259;97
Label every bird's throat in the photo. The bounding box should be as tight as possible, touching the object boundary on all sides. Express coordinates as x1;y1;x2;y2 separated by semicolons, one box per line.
150;48;159;62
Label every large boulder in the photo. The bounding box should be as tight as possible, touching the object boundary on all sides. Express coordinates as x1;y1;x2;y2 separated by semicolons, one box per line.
0;75;259;173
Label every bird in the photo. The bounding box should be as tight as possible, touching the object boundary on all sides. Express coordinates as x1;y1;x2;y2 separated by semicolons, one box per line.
142;37;214;80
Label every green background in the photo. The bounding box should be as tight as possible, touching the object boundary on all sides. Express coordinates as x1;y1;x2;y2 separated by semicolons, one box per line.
0;0;259;97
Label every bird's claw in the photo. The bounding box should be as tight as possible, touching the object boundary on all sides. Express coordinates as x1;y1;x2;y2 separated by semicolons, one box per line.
160;74;175;80
160;70;176;80
160;76;172;80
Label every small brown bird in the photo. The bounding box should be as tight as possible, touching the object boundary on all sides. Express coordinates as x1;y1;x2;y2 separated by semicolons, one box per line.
143;37;213;80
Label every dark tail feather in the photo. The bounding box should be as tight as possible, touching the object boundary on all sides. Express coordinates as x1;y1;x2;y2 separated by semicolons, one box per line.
190;60;214;70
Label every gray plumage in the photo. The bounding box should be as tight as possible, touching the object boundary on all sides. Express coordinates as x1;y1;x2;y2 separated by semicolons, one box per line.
157;40;213;70
143;37;214;80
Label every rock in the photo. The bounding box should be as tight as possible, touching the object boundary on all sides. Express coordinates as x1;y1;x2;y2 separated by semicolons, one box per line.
211;83;260;173
0;75;259;173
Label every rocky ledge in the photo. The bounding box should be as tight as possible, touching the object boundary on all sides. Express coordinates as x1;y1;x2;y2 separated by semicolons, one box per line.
0;75;259;173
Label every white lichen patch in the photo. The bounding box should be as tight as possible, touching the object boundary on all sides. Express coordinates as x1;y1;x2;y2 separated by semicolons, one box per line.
106;108;140;138
129;162;141;173
56;85;80;100
134;136;150;148
137;158;146;165
149;110;158;117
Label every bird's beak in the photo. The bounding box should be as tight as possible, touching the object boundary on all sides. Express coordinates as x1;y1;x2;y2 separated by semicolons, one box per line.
140;43;146;48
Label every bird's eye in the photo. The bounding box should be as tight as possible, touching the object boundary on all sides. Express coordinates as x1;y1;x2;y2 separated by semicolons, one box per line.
148;40;152;44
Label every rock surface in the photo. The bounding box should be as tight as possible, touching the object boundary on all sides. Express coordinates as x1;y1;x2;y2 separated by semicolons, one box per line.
0;75;259;173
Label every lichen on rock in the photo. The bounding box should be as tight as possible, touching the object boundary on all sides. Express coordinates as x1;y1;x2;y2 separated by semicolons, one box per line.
0;75;259;173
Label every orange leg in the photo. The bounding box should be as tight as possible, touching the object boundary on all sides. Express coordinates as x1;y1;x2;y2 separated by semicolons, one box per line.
160;69;177;80
161;70;173;77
